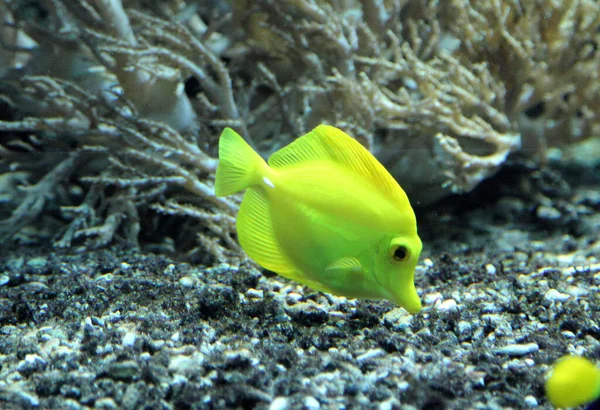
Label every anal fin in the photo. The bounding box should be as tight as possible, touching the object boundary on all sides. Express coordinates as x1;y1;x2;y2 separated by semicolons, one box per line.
237;188;294;274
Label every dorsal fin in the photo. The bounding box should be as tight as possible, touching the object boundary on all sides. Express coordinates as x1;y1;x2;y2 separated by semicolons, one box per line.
268;125;406;202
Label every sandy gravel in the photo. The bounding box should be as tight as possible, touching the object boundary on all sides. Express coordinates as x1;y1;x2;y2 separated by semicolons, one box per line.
0;156;599;410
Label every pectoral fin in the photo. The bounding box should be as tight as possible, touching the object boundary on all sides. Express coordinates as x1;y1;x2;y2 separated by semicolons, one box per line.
291;257;364;297
317;257;366;296
325;257;363;275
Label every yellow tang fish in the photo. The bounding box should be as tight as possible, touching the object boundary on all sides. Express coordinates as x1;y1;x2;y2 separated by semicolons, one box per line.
215;125;422;313
545;355;600;408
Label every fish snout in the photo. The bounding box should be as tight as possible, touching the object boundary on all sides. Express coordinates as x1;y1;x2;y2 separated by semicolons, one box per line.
391;280;421;313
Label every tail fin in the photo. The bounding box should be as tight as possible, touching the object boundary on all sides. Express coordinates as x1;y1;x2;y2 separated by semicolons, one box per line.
215;128;266;197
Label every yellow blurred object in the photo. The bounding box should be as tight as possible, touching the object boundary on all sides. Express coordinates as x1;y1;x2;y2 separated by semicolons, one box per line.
545;355;600;408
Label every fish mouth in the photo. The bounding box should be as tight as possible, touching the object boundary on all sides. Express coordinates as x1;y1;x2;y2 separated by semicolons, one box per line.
372;266;421;313
390;279;421;313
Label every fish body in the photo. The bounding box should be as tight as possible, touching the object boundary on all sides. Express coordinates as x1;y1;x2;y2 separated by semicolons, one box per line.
215;125;422;312
545;355;600;408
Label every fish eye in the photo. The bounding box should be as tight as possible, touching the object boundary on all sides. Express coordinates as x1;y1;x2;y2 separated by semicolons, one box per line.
393;245;409;261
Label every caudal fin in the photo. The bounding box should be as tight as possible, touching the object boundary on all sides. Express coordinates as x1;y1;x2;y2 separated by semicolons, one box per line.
215;128;266;197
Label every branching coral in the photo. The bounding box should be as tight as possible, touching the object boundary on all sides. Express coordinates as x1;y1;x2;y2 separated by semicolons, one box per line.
442;0;600;147
227;0;599;201
0;0;598;255
0;0;242;260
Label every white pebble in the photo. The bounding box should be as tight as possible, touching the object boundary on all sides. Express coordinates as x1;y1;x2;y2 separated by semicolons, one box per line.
122;332;136;347
25;354;45;365
524;395;538;407
458;321;472;334
485;264;497;275
270;397;290;410
179;276;198;288
436;299;458;311
356;348;385;362
168;353;205;376
561;330;576;339
246;288;264;299
303;396;320;410
95;397;118;409
383;308;413;329
495;343;539;356
565;285;588;297
543;289;570;303
286;292;303;304
423;292;443;305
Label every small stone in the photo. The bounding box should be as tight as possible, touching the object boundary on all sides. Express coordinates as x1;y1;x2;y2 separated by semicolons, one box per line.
457;321;472;336
62;399;84;410
17;354;46;376
303;396;320;410
495;343;539;356
565;285;588;297
378;399;395;410
0;386;40;407
356;348;385;362
122;384;142;410
543;289;570;303
26;257;47;269
122;332;136;347
383;308;412;329
285;302;328;325
179;276;198;288
436;299;458;311
150;340;165;351
485;264;497;275
524;395;538;407
95;397;118;409
270;397;290;410
537;205;561;220
169;353;204;376
328;311;345;321
285;292;303;304
246;288;264;299
423;292;443;305
516;274;534;286
107;360;140;381
225;349;256;367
